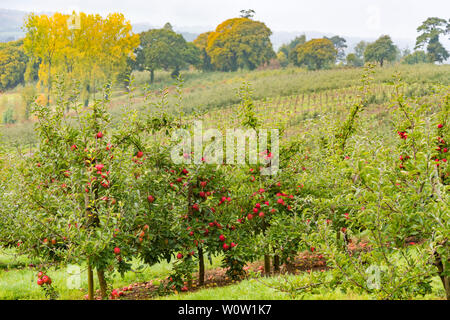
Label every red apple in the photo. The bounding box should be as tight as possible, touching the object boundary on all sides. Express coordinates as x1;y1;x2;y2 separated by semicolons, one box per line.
42;275;50;284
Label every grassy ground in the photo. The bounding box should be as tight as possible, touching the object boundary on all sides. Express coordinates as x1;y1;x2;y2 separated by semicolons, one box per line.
0;248;446;300
1;64;449;146
0;247;223;300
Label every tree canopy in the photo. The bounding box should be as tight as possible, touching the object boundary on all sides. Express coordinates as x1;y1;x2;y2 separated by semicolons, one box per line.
364;35;397;66
415;17;449;63
292;38;337;70
401;50;429;65
205;18;275;71
193;31;214;71
324;35;347;62
136;27;198;82
0;40;27;91
23;12;139;104
278;35;306;64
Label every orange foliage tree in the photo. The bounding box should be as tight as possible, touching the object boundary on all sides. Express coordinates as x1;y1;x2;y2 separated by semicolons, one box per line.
205;18;275;71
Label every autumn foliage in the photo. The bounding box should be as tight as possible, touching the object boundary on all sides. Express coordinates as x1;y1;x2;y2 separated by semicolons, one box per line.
203;18;275;71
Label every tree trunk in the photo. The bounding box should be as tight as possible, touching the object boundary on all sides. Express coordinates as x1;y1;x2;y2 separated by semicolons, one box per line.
47;61;52;106
198;246;205;286
84;83;90;107
434;251;450;300
97;269;108;299
273;254;280;273
264;254;271;276
87;260;94;300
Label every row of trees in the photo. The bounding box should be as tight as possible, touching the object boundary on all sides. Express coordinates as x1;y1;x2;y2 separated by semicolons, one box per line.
135;17;275;81
0;14;448;93
0;12;276;91
277;17;449;70
0;68;448;300
22;12;139;105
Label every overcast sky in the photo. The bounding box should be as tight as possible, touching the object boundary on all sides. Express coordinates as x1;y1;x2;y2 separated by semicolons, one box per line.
1;0;449;39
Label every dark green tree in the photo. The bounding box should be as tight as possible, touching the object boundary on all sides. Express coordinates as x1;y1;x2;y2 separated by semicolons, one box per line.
354;41;367;61
401;50;429;65
183;42;202;70
346;53;363;67
163;22;174;31
415;17;449;63
278;34;306;64
136;28;194;82
364;35;397;66
324;35;347;62
240;9;255;19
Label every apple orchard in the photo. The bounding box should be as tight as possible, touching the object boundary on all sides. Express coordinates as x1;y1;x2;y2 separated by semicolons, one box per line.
0;68;449;300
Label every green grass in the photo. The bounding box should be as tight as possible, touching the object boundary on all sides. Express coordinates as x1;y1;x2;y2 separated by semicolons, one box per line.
1;248;445;300
0;248;223;300
159;272;445;300
0;247;38;270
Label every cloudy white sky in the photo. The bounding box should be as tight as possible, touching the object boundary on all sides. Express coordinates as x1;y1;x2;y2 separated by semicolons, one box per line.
1;0;449;39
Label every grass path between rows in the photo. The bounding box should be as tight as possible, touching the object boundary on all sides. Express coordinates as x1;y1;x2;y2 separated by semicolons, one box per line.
0;248;446;300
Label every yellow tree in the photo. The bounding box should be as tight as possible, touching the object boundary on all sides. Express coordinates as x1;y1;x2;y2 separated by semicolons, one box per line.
23;13;69;105
206;18;275;71
23;12;139;106
293;38;337;70
0;40;28;91
193;31;213;71
73;13;139;102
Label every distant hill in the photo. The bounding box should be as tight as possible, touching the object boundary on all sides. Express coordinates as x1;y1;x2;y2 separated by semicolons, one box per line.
132;23;201;42
0;9;27;42
0;8;54;42
0;8;416;52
